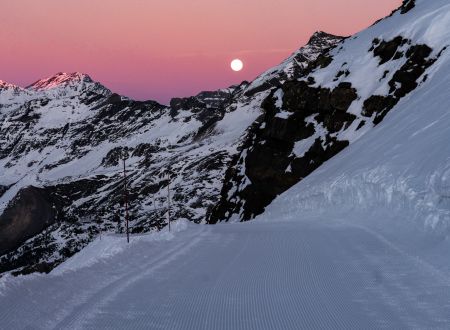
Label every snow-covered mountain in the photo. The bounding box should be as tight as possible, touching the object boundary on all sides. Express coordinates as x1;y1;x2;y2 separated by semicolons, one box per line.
1;0;449;276
0;71;259;274
261;0;450;232
208;0;447;222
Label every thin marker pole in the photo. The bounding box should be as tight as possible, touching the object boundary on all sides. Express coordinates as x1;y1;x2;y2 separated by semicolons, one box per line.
167;175;171;232
123;157;130;243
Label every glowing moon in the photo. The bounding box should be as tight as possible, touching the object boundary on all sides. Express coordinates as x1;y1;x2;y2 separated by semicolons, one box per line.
231;59;244;72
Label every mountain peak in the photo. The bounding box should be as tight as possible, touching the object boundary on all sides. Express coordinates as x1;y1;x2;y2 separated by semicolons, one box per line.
27;72;93;91
0;80;20;90
0;80;32;99
307;31;344;46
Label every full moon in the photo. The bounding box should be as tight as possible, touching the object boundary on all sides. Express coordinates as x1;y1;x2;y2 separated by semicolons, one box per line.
231;59;244;72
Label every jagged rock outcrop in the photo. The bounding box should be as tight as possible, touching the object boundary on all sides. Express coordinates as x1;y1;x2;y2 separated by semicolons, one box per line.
400;0;416;14
244;32;345;97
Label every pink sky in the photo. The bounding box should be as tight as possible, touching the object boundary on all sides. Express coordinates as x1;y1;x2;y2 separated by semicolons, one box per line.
0;0;401;104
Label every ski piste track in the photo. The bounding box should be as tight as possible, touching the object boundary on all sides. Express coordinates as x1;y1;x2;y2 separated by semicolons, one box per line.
1;217;450;329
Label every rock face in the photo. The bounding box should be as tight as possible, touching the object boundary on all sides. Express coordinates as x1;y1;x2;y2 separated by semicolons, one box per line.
0;185;9;199
0;1;445;275
208;79;357;222
0;186;59;257
400;0;416;14
365;37;440;124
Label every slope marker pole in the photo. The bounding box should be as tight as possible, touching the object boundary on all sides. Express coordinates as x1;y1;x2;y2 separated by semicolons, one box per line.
167;173;171;232
123;157;130;243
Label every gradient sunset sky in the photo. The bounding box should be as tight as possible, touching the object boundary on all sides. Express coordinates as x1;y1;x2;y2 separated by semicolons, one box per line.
1;0;402;104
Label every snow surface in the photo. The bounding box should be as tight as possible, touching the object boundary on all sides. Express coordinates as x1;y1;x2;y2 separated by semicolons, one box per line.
1;215;450;329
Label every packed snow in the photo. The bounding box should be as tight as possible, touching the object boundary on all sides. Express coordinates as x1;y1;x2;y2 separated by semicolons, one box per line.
1;213;450;329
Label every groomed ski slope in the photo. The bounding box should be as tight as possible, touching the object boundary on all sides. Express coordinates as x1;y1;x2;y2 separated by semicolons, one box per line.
1;217;450;329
